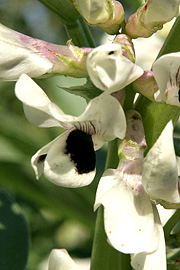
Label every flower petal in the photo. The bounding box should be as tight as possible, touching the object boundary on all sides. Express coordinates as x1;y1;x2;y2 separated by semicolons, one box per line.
50;92;126;148
48;249;77;270
152;52;180;106
32;130;96;187
145;0;180;23
0;23;52;80
94;169;155;254
131;204;166;270
86;43;143;92
142;120;180;204
15;74;68;127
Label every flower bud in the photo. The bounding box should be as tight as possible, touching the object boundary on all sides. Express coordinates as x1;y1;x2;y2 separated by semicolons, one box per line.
132;70;158;100
113;34;135;63
0;23;91;80
125;0;180;39
72;0;124;34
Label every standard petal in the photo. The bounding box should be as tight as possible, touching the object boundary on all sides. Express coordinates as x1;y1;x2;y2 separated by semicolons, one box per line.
50;92;126;149
152;52;180;106
15;74;64;127
0;23;52;80
94;169;155;254
39;130;96;188
142;120;180;204
48;249;77;270
86;43;143;92
131;205;166;270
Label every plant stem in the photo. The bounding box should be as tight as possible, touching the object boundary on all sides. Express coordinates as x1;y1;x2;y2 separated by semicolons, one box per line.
135;16;180;152
65;17;96;47
164;209;180;242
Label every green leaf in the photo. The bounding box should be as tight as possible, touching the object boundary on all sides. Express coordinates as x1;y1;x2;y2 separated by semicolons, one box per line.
0;190;30;270
59;79;103;102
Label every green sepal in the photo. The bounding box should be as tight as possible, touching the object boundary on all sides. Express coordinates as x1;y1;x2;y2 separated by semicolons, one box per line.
59;79;103;102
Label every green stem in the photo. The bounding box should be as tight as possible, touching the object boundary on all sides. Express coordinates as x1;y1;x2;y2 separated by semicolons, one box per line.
135;98;180;153
37;0;96;48
164;209;180;242
135;16;180;152
157;16;180;58
90;140;131;270
65;17;96;47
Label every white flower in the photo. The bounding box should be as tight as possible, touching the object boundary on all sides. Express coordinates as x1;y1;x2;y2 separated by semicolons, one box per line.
0;23;90;81
48;249;77;270
142;120;180;208
86;43;144;93
152;52;180;107
94;112;178;269
15;74;126;188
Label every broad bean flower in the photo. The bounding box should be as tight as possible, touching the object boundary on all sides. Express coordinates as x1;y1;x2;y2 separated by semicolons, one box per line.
15;74;126;187
95;111;179;269
48;249;77;270
86;43;143;93
71;0;124;34
152;52;180;107
0;23;91;81
126;0;180;38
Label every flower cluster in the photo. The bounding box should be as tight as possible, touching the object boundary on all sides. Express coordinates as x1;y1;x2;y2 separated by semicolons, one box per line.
1;0;180;270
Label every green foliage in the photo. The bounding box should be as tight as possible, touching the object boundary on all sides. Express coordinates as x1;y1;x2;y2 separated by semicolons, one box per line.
59;79;103;103
0;191;29;270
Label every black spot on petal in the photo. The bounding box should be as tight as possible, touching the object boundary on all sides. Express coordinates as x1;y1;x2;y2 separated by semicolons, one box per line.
108;51;114;55
178;88;180;102
65;130;96;174
38;154;47;163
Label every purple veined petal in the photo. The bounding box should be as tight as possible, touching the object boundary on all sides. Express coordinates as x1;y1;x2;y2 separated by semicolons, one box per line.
94;169;155;254
131;204;166;270
152;52;180;106
142;121;180;204
15;74;64;127
0;23;53;80
49;92;126;146
86;43;143;92
36;130;96;188
48;249;77;270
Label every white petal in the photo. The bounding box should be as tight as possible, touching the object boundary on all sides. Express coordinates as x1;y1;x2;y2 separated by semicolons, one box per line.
131;205;166;270
50;92;126;147
0;23;52;80
145;0;180;23
86;43;143;92
152;52;180;106
76;0;109;24
31;135;62;179
35;130;96;187
142;120;180;204
94;169;155;254
15;74;64;127
48;249;77;270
